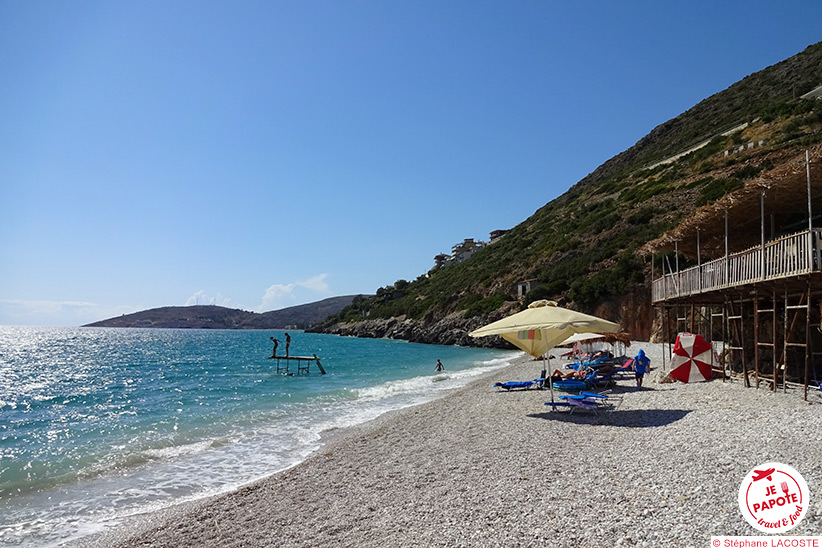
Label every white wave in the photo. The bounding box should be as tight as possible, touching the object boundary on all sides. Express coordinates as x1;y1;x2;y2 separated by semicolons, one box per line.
142;439;220;461
1;344;520;548
354;376;437;401
476;355;520;367
353;358;513;403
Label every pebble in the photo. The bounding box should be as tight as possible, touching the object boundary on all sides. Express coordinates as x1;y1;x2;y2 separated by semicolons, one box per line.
74;343;822;547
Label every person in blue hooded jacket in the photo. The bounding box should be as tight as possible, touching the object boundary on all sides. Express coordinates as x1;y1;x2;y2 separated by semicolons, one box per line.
634;349;650;387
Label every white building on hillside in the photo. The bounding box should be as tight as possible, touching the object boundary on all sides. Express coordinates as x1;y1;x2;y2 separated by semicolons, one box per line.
433;237;487;269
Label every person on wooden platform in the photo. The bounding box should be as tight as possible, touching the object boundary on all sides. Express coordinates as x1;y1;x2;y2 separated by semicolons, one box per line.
269;337;279;359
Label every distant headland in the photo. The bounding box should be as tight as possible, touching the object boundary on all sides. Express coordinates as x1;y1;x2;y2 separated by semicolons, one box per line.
83;295;368;330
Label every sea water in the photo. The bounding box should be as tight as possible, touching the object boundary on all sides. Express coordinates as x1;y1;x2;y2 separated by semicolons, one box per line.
0;326;516;547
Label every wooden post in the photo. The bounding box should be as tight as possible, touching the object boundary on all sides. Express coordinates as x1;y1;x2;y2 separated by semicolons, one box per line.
761;191;766;279
724;209;729;286
773;287;778;392
808;150;813;234
663;306;670;371
807;150;814;271
739;294;750;388
781;284;795;394
753;292;760;389
805;281;811;401
697;227;701;293
690;303;695;333
675;241;679;274
651;254;654;289
314;354;327;375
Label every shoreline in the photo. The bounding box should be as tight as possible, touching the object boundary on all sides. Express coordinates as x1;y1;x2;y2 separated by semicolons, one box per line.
72;347;822;547
67;353;526;548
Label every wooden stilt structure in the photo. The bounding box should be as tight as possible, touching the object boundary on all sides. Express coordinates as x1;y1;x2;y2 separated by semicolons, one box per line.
272;354;326;375
645;148;822;400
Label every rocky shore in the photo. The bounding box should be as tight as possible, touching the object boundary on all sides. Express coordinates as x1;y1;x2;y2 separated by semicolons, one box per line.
312;311;513;348
311;290;655;348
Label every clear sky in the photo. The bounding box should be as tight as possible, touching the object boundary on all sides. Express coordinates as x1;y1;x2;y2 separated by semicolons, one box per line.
2;1;821;326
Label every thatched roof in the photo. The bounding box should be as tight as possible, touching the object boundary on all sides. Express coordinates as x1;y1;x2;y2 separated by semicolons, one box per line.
640;144;822;259
561;332;633;347
590;332;632;348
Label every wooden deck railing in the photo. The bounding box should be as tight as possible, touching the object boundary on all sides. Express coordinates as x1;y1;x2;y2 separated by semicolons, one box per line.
652;229;822;303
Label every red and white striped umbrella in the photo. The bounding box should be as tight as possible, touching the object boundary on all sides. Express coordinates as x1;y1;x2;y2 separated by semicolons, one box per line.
670;333;713;382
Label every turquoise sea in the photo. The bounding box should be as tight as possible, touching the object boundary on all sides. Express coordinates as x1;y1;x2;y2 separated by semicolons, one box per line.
0;326;516;548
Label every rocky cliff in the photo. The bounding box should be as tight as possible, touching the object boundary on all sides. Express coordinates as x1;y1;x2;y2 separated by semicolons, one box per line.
314;287;654;347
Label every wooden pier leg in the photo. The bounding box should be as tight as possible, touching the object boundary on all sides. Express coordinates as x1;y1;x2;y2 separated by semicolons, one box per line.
314;354;327;375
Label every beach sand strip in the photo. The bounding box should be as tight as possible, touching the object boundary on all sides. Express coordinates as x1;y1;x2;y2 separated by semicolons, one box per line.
75;351;822;547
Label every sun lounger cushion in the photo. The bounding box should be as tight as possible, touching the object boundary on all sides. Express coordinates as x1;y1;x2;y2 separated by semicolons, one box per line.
544;401;573;409
493;380;537;390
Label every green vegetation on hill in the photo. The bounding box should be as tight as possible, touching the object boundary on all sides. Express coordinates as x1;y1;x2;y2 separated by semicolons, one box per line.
320;43;822;335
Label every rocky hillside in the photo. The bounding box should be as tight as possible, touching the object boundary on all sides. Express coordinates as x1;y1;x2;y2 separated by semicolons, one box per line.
84;295;365;330
313;42;822;347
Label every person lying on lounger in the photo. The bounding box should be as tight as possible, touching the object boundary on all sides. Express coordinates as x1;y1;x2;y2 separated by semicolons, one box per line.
551;367;593;379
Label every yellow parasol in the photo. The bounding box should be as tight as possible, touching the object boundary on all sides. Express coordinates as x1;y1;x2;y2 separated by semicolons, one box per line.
469;300;621;358
470;300;621;406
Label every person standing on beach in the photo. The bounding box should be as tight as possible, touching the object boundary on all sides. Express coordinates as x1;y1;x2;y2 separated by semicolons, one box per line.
285;332;291;357
634;349;650;387
435;359;444;372
269;337;280;359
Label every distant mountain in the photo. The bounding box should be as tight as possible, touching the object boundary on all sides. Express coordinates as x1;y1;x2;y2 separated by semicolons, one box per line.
83;295;367;330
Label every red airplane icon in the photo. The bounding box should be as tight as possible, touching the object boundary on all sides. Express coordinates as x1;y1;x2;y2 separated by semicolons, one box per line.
752;468;775;482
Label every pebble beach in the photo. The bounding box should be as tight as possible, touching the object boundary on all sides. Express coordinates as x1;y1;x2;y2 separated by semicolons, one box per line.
75;343;822;547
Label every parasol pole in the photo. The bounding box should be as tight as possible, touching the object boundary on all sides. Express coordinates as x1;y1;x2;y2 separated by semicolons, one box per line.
541;353;555;405
535;344;557;406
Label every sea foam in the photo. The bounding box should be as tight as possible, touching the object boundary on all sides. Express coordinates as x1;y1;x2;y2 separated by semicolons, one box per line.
0;327;517;548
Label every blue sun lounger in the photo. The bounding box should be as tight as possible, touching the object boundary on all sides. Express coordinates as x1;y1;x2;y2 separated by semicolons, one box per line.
552;369;597;392
558;391;619;415
586;359;636;388
566;398;600;414
571;355;612;369
493;378;544;391
544;400;574;411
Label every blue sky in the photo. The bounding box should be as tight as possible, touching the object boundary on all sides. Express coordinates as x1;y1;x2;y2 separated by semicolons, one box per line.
2;1;821;326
